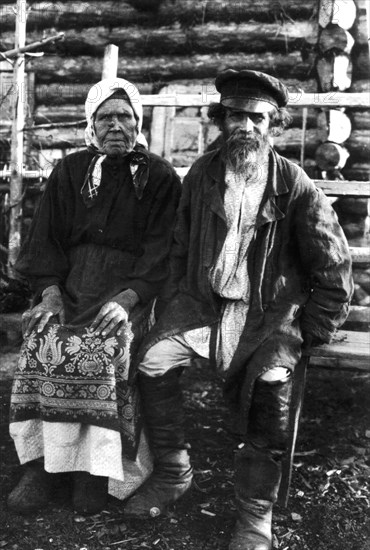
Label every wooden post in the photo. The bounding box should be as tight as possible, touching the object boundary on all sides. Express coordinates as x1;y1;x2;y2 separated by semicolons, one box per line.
7;0;27;277
102;44;119;79
150;85;177;160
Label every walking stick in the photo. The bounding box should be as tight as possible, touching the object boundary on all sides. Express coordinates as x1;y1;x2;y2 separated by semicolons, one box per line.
278;353;310;507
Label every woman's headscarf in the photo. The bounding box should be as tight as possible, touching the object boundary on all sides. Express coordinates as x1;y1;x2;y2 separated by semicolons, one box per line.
81;78;149;207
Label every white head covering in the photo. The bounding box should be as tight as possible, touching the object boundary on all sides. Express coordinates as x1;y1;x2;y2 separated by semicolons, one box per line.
81;78;149;206
84;77;148;150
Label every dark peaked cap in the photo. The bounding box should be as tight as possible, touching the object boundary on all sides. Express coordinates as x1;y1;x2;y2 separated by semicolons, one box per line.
215;69;289;113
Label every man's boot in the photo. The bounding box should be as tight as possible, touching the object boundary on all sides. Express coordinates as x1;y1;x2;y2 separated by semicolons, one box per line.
229;373;292;550
7;459;61;515
124;369;193;518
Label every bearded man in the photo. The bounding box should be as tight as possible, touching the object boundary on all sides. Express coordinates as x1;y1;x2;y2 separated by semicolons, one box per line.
123;70;353;550
7;78;181;516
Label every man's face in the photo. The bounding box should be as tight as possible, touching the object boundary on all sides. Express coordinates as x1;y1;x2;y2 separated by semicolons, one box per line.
94;98;138;157
223;108;270;140
222;107;271;173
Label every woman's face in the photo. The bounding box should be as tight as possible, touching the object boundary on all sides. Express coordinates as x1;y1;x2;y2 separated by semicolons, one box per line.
94;98;138;156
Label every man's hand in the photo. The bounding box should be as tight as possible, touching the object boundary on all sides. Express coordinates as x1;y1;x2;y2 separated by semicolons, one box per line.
90;289;139;336
302;332;325;350
22;285;65;336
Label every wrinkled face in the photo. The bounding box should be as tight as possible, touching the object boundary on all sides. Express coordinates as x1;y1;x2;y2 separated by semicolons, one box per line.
94;98;138;157
222;107;271;173
223;108;270;139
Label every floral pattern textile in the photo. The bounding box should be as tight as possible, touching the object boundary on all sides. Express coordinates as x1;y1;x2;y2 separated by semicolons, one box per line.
10;322;142;460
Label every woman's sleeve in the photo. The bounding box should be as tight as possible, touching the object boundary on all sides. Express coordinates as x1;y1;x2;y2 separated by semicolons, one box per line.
126;166;182;303
15;161;71;298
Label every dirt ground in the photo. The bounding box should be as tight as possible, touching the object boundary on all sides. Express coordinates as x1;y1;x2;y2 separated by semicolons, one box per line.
0;349;369;550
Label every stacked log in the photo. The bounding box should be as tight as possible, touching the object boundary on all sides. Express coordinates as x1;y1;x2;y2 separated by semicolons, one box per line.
314;0;370;320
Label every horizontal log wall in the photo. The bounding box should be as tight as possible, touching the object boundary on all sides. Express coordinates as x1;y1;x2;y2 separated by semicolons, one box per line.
1;21;321;55
0;0;319;30
0;2;368;186
26;52;315;84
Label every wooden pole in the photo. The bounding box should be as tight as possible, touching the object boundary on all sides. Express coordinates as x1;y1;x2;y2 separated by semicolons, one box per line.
1;32;64;59
367;0;370;63
101;44;118;79
7;0;27;277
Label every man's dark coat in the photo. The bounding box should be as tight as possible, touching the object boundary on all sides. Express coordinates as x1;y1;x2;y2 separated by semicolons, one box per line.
139;147;353;435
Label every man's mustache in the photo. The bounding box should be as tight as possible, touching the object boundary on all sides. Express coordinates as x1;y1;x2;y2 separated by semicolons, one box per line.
226;128;263;150
224;128;269;174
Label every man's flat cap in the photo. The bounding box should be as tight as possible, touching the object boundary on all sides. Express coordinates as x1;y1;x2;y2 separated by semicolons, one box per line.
215;69;289;113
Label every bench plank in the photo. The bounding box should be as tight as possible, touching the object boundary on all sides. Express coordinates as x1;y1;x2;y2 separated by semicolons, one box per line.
347;305;370;324
307;330;370;361
314;180;370;198
309;356;370;370
349;247;370;264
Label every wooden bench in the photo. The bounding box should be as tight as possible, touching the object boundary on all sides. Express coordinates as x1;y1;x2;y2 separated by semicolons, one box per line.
308;330;369;370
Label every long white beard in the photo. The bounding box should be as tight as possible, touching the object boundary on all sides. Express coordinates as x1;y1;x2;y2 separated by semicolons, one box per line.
224;128;269;177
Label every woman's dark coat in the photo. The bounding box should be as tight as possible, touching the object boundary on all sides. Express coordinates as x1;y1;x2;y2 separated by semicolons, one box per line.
15;149;182;325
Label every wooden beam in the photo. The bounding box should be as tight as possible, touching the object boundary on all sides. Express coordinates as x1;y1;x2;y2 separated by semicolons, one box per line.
0;21;319;57
174;168;370;197
314;180;370;197
0;1;318;32
1;32;64;59
137;92;370;107
101;44;118;79
309;356;370;370
306;330;370;362
27;51;313;83
347;305;370;324
349;247;370;264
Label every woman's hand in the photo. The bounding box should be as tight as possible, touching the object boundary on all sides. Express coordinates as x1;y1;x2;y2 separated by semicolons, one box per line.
90;289;139;336
89;301;130;336
22;285;65;336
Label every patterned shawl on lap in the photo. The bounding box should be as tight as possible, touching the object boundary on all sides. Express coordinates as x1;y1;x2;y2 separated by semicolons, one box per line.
9;322;142;461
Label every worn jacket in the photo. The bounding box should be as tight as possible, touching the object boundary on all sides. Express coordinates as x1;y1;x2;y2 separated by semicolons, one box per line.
139;147;353;434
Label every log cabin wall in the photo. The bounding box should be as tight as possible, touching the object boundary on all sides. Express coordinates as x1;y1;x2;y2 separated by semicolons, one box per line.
0;0;369;315
0;0;368;170
313;0;370;319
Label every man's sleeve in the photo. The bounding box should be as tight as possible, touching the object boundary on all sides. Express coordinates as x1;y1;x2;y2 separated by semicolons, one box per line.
154;167;194;315
295;181;354;343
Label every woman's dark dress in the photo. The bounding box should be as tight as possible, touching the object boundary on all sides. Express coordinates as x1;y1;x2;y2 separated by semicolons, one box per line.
10;149;181;459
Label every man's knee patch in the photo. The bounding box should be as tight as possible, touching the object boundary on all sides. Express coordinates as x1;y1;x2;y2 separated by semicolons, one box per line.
258;366;291;384
247;371;292;451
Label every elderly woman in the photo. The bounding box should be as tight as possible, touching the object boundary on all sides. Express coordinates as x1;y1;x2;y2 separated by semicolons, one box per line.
7;78;181;515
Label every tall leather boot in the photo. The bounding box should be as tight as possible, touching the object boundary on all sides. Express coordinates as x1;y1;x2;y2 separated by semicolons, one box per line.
229;373;292;550
124;369;193;519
